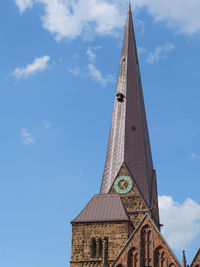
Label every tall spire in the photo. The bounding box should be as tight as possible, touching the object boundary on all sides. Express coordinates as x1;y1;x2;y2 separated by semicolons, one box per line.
182;251;187;267
100;5;155;208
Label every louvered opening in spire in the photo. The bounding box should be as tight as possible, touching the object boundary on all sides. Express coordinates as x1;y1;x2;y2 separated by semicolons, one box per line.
100;5;154;208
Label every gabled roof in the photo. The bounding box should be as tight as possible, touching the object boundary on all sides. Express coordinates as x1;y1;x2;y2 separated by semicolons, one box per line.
100;4;154;209
111;213;181;267
72;194;130;223
191;248;200;266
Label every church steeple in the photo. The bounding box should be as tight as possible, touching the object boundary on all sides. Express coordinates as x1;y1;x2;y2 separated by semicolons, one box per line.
100;5;155;210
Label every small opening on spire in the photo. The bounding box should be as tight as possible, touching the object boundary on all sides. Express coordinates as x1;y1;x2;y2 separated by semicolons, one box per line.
116;93;125;102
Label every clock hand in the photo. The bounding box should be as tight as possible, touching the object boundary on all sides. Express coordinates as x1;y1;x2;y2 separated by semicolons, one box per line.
121;183;126;189
121;178;127;189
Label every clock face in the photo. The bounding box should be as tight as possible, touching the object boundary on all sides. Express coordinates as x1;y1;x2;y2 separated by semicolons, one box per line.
114;176;133;194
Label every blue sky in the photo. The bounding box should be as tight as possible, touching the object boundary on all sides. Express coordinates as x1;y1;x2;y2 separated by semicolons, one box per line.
1;0;200;266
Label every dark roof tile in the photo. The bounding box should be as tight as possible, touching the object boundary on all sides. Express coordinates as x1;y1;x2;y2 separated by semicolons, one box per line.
72;194;129;223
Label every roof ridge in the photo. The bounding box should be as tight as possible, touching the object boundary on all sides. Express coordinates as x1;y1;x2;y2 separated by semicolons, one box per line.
191;248;200;266
71;194;97;223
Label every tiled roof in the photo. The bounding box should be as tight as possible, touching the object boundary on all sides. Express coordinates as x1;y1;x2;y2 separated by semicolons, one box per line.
100;5;154;208
72;194;130;223
191;248;200;266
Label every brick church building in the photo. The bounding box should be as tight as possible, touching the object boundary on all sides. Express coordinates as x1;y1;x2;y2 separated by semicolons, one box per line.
70;5;200;267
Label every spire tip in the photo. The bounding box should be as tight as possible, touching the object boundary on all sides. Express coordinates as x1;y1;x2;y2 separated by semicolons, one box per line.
128;0;132;13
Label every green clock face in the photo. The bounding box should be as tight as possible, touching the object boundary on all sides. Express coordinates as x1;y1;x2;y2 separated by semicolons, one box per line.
114;176;133;194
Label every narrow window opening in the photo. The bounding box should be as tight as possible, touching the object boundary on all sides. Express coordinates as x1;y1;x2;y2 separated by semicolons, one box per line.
98;238;103;258
91;238;96;258
116;93;125;102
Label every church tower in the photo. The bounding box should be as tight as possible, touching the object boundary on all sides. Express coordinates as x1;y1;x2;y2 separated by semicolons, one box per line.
70;5;181;267
100;4;159;229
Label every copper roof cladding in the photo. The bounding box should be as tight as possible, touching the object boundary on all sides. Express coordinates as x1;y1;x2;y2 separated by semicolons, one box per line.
100;5;154;208
72;194;130;223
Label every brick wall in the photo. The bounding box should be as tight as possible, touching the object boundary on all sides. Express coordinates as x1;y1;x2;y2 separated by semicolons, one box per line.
70;221;133;266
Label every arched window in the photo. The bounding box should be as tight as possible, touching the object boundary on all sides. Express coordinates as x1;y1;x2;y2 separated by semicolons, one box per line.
141;224;153;267
169;263;175;267
103;237;108;264
97;238;103;258
116;265;124;267
135;253;139;267
154;246;166;267
128;247;138;267
161;251;165;267
91;238;96;258
128;248;134;267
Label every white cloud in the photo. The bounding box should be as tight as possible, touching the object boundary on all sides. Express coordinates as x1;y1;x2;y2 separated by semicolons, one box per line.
13;56;50;79
21;128;35;145
68;47;114;86
14;0;33;13
87;48;96;62
159;195;200;250
190;153;200;161
87;64;114;86
68;67;80;77
146;43;175;64
14;0;200;38
14;0;124;40
86;47;114;86
134;0;200;35
86;46;101;62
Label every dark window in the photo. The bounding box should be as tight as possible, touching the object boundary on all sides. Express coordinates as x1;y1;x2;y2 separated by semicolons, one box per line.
91;238;96;258
128;247;138;267
116;93;125;102
98;238;103;258
154;246;166;267
104;237;108;262
141;225;152;267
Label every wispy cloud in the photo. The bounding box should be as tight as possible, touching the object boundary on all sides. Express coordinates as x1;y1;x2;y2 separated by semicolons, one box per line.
68;46;114;86
190;153;200;161
14;56;50;79
137;46;146;55
87;64;114;87
43;121;51;129
86;46;114;86
20;128;35;145
68;67;80;77
146;43;175;64
159;195;200;250
134;0;200;35
14;0;33;13
86;47;101;62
